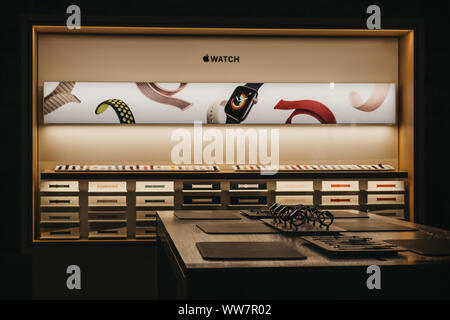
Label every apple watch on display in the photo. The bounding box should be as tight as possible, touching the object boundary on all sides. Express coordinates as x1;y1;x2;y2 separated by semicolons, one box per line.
206;100;228;124
224;83;263;123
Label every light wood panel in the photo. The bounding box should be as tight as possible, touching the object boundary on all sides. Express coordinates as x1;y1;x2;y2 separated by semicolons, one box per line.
399;31;415;221
33;25;410;37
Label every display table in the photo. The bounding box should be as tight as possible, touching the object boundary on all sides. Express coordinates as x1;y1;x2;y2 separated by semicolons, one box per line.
156;210;450;299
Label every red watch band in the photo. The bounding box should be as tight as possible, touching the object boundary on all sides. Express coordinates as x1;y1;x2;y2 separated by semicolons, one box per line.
274;99;337;124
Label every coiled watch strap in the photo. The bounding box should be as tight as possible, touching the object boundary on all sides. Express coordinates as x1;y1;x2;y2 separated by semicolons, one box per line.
95;99;135;124
136;82;193;110
43;81;80;115
274;99;337;124
350;83;390;112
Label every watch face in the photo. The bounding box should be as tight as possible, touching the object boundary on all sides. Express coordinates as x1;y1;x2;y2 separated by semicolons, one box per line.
225;86;257;122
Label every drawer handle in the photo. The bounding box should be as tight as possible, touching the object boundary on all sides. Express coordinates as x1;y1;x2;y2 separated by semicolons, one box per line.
376;184;396;188
145;199;165;203
49;216;71;220
192;198;213;203
95;215;120;219
238;199;260;203
192;184;213;189
330;184;351;188
376;197;397;201
98;230;118;234
96;185;119;189
49;184;70;188
237;184;259;189
144;214;154;217
144;230;154;234
145;185;166;188
330;198;351;202
96;199;118;203
50;231;71;235
49;199;71;203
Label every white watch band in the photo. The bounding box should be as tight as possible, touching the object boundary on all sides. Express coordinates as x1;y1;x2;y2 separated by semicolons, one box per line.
206;100;227;124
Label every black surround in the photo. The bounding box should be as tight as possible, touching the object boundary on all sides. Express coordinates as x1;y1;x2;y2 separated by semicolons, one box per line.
1;0;449;299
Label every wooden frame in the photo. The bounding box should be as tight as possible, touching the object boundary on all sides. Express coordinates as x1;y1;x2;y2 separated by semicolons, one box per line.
27;24;417;245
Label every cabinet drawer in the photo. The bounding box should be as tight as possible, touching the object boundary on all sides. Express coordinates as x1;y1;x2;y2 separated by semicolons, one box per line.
367;181;405;191
276;181;314;192
322;181;359;192
275;195;314;205
136;226;156;239
367;194;405;205
230;196;267;205
230;182;267;191
88;196;126;207
136;196;174;207
183;196;221;205
88;211;126;222
183;182;220;191
40;226;80;240
88;181;127;193
40;181;79;192
40;212;79;223
321;195;359;206
136;181;174;192
136;210;157;221
40;196;79;207
88;226;127;239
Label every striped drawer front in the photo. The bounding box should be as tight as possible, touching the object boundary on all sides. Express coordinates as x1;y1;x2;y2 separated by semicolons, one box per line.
88;211;126;222
88;196;126;207
88;181;127;193
367;194;405;205
183;196;220;205
89;226;127;239
136;211;157;221
367;181;405;191
136;196;174;207
183;182;220;191
40;212;79;223
40;196;79;207
40;226;80;240
136;226;156;239
40;181;79;192
276;181;314;192
321;195;359;206
230;196;266;205
230;182;267;190
136;181;174;192
275;195;314;205
322;181;359;192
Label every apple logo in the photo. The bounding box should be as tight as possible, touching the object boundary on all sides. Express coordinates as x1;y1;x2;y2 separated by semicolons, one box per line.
203;54;209;62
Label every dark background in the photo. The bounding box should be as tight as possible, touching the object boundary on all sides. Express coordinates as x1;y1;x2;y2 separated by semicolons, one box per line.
1;0;449;299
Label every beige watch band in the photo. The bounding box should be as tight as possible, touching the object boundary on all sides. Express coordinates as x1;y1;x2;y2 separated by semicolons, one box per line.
136;82;193;110
43;81;81;115
350;83;390;112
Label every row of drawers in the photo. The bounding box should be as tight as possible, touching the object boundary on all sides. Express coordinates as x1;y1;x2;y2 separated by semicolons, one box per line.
40;225;155;240
40;210;157;223
40;180;406;193
40;196;174;207
277;194;405;205
41;193;406;208
41;181;175;193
